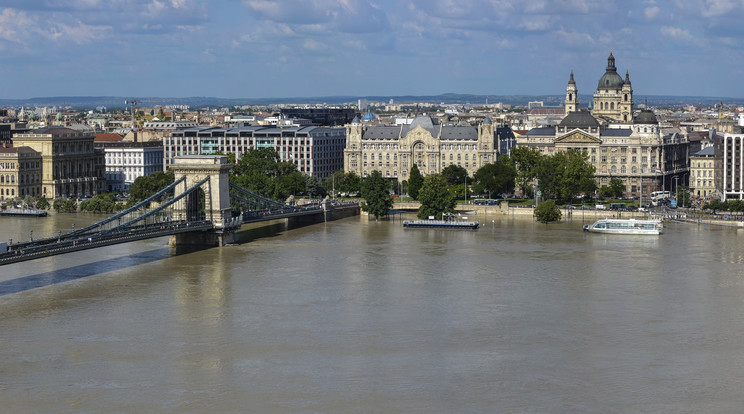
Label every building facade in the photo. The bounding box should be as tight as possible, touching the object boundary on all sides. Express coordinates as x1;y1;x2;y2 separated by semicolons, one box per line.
0;146;42;201
714;132;744;200
165;126;346;179
279;107;356;126
344;115;510;181
12;127;105;199
97;141;164;193
591;52;634;123
517;53;688;197
689;146;716;199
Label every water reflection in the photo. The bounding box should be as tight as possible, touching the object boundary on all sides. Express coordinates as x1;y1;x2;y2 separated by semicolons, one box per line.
0;248;174;296
4;215;744;412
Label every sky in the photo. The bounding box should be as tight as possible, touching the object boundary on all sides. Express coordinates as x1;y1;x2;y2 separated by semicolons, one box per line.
1;0;743;100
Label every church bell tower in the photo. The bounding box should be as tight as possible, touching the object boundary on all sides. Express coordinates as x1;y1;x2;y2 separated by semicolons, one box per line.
565;70;579;116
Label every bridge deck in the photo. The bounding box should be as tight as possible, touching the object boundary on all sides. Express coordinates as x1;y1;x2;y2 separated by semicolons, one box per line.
1;204;359;265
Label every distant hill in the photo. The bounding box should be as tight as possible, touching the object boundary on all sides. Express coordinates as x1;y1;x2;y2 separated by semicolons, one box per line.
0;94;741;109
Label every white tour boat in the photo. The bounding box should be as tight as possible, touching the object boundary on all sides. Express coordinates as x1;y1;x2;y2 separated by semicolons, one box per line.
583;218;663;235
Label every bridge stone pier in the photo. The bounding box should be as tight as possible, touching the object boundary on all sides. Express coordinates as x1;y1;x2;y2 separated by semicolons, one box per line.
170;155;236;247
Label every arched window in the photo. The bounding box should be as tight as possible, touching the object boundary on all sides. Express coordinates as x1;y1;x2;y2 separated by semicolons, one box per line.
611;165;617;174
624;94;628;102
611;102;615;110
569;93;573;100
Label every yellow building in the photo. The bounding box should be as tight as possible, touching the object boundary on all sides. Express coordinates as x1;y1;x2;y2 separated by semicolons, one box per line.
12;127;105;199
689;146;716;199
0;146;42;201
516;53;688;197
344;115;508;181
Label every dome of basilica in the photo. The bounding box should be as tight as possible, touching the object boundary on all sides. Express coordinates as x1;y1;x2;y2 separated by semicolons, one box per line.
597;52;624;90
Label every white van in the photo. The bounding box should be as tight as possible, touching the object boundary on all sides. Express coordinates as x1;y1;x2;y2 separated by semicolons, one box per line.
595;204;606;210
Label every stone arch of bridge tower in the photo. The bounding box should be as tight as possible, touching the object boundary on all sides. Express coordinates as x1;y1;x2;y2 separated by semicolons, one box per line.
171;155;234;229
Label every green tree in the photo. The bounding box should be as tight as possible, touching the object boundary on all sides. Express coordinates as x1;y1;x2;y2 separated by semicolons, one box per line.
441;164;468;186
472;156;517;198
35;196;50;210
304;175;321;198
703;199;726;211
408;164;424;200
80;193;124;213
676;185;691;208
727;199;744;212
231;148;280;198
534;199;562;223
511;146;542;196
558;149;596;202
53;198;78;213
129;170;175;205
213;150;237;164
417;174;456;219
536;149;595;203
361;170;393;219
599;186;613;199
344;171;362;194
322;171;346;197
608;178;625;198
231;148;314;202
273;171;305;201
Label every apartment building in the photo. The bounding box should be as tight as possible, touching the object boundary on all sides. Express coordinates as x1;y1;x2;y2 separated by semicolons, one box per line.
94;134;164;193
164;126;346;179
714;131;744;200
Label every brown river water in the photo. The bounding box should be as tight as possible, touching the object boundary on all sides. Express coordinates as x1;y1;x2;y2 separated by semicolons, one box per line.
1;212;744;413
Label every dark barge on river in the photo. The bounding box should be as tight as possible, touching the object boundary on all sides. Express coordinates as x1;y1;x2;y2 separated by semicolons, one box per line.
403;213;479;229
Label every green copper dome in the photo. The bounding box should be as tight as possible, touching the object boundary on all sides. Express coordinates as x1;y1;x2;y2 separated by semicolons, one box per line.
634;109;658;125
597;52;624;90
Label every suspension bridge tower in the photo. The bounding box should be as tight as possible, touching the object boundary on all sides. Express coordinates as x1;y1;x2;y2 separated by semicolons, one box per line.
170;155;237;246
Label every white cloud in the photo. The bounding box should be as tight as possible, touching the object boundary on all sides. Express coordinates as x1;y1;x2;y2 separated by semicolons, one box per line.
555;29;595;47
644;6;660;19
660;25;693;41
700;0;740;17
303;39;327;52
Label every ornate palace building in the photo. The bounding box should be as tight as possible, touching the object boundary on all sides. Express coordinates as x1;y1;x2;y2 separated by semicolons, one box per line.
12;127;105;199
343;115;513;181
517;52;688;197
0;146;42;201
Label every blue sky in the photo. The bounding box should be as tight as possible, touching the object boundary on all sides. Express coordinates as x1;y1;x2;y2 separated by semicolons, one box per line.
1;0;742;100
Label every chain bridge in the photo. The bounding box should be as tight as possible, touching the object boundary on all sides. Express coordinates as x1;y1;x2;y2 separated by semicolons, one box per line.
0;156;359;265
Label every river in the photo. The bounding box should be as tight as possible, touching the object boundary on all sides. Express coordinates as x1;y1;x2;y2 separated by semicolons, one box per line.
1;212;744;413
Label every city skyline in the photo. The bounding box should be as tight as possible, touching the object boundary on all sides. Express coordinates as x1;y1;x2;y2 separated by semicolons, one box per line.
1;0;743;100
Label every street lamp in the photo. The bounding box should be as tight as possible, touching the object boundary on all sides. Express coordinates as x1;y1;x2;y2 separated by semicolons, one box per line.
464;175;468;203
